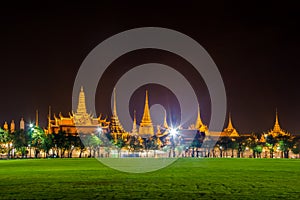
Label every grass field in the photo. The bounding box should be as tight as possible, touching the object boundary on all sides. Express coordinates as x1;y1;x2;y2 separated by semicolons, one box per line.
0;158;299;199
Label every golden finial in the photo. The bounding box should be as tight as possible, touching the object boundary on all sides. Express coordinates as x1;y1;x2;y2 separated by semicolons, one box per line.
36;109;39;127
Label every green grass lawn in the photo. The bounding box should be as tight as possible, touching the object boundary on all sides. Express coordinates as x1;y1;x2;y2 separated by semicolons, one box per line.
0;158;299;199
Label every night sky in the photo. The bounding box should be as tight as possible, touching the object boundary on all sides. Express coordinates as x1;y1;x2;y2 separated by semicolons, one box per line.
0;2;300;134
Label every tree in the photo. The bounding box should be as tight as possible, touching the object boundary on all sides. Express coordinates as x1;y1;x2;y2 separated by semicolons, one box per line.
114;138;125;158
265;134;277;158
292;145;300;158
53;130;69;158
236;136;247;158
228;138;239;158
75;136;86;158
12;129;30;158
277;134;295;158
0;128;12;158
127;135;143;155
29;126;48;158
217;136;231;158
190;131;205;157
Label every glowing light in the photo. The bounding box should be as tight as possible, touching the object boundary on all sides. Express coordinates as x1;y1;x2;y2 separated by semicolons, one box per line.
29;124;33;128
170;128;178;136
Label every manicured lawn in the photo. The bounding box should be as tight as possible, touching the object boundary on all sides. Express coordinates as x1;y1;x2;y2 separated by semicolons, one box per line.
0;158;299;199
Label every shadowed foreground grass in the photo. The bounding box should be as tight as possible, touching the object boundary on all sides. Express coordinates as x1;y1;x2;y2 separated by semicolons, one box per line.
0;158;299;199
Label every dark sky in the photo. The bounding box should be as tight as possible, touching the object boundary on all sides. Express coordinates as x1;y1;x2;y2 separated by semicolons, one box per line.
0;1;300;134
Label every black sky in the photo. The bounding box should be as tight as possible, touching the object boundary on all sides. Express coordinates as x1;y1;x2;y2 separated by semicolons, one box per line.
0;1;299;134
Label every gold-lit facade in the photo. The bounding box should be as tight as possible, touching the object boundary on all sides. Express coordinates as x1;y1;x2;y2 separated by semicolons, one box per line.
138;90;154;137
48;87;109;135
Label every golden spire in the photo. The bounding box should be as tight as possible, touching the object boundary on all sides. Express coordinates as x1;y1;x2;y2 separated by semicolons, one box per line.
36;109;39;127
48;106;51;133
195;104;204;129
273;108;281;132
76;86;87;114
131;110;138;134
227;112;234;130
223;112;239;137
141;90;152;124
163;109;169;129
139;90;154;136
109;87;126;134
113;87;117;117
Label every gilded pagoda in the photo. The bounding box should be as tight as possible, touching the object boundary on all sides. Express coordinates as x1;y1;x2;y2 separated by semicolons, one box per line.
138;90;154;137
221;113;239;137
47;87;109;135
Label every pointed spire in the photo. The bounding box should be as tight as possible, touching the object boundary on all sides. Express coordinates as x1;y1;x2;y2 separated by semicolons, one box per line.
141;90;152;124
273;108;281;132
113;88;117;117
227;112;234;130
109;87;126;134
48;106;52;132
48;106;51;119
10;120;15;133
223;112;239;137
131;110;138;134
20;118;25;130
76;86;87;114
36;109;39;127
139;90;154;136
275;108;279;126
163;109;169;129
195;104;204;129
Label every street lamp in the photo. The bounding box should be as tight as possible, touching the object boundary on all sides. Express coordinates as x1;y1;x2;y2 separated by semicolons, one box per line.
170;128;178;136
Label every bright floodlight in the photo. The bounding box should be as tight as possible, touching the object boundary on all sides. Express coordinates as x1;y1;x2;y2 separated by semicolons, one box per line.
29;124;33;128
170;128;178;136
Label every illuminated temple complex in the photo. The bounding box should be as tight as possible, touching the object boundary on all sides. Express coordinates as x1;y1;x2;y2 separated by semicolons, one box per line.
4;86;291;145
47;87;109;135
220;113;239;137
46;87;211;141
1;85;298;159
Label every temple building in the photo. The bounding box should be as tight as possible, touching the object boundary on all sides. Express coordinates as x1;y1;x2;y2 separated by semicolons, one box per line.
268;110;290;137
109;88;129;142
260;110;290;142
221;113;239;137
47;87;109;135
139;90;154;138
188;105;208;134
131;110;138;135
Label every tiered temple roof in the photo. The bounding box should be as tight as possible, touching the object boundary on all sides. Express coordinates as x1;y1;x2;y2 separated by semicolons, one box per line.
267;110;290;137
139;90;154;137
221;113;239;137
48;87;109;134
